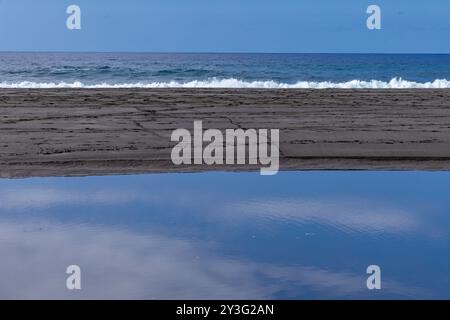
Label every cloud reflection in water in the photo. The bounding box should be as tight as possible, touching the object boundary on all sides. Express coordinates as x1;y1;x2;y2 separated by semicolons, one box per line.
0;172;448;299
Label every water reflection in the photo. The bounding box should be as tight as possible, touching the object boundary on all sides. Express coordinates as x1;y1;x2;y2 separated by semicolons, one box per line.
0;172;449;299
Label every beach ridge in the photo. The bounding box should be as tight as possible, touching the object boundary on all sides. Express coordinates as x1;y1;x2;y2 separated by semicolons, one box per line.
1;88;450;178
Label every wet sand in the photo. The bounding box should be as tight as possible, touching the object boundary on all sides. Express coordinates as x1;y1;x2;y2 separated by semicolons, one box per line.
1;88;450;178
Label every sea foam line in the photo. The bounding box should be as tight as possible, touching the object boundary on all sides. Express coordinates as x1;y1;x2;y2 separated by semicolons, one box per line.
0;78;450;89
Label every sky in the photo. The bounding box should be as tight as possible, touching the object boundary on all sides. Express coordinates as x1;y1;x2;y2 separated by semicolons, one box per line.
0;0;449;53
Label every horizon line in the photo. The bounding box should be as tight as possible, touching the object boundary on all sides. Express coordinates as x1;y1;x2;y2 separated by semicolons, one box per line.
0;51;449;55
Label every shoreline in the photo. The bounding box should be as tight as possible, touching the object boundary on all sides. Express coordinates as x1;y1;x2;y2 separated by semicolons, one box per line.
1;88;450;178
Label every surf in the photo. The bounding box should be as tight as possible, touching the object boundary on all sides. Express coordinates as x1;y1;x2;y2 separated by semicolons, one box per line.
1;77;450;89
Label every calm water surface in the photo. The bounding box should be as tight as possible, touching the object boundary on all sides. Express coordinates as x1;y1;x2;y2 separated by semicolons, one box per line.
0;171;449;299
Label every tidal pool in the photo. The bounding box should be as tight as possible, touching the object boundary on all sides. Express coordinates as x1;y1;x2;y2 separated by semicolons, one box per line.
0;171;449;299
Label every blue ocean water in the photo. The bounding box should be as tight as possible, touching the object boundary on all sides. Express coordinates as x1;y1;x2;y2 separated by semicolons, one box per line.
1;53;450;88
0;172;449;299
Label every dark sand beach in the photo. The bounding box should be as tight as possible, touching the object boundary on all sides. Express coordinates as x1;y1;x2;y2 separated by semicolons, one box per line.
1;88;450;178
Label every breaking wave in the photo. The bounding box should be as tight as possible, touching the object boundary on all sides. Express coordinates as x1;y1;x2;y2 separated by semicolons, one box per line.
1;78;450;89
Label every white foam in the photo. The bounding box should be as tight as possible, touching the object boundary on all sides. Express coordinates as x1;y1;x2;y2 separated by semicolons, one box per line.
1;78;450;89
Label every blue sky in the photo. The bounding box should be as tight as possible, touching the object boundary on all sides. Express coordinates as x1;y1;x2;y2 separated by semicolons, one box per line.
0;0;449;53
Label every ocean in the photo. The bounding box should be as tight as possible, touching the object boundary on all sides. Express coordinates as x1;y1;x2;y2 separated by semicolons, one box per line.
1;52;450;88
